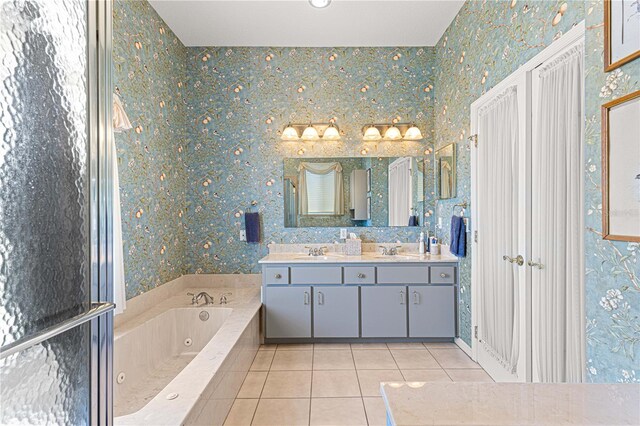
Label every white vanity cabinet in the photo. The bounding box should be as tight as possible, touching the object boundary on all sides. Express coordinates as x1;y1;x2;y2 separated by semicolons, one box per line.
261;259;458;342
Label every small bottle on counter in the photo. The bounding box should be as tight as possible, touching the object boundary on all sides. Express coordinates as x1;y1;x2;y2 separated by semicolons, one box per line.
418;232;425;254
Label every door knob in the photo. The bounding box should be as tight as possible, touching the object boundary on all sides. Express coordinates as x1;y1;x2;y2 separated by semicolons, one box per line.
503;255;524;266
527;260;545;270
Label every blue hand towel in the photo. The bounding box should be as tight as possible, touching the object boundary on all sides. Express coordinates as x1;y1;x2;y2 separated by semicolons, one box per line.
450;216;466;257
245;212;260;243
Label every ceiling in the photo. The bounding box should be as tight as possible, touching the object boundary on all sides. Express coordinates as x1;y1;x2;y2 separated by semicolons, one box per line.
148;0;465;47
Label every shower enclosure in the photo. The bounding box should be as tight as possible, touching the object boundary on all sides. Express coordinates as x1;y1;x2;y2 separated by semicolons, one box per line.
0;0;114;424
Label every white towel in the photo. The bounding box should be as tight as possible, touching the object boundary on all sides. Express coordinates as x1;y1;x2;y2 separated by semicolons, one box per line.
112;93;132;132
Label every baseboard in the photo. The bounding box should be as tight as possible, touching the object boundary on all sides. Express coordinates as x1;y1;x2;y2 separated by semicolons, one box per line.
455;337;474;360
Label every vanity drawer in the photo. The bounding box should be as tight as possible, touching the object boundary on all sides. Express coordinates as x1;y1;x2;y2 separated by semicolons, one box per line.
377;266;429;284
291;266;342;284
430;266;456;284
265;267;290;285
343;266;375;284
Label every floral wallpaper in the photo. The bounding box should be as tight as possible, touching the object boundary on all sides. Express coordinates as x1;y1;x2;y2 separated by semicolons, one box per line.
112;0;189;298
433;0;639;382
184;47;437;274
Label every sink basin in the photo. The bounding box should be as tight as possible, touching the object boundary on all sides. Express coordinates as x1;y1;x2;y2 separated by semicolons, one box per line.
292;254;345;260
368;253;429;260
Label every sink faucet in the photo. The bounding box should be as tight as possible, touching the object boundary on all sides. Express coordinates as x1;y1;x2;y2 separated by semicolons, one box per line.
219;292;232;304
187;291;215;305
379;246;402;256
305;246;328;256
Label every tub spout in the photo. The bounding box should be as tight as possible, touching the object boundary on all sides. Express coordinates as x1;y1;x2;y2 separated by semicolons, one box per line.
195;291;215;305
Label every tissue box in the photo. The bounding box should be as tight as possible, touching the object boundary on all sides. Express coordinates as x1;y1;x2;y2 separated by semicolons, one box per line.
345;239;362;256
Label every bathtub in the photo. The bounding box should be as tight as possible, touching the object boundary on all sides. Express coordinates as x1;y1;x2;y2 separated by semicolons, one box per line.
114;286;261;425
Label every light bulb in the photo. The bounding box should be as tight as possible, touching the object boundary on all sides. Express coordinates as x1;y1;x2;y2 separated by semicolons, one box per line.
363;125;382;141
404;125;423;140
322;124;341;140
384;125;402;140
309;0;331;8
301;125;319;140
281;124;299;141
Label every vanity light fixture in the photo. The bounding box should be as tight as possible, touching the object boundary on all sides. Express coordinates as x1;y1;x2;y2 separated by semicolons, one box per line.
301;124;320;140
322;123;341;140
383;125;403;141
361;123;424;141
309;0;331;8
281;124;300;141
403;124;424;141
280;123;342;141
363;125;382;141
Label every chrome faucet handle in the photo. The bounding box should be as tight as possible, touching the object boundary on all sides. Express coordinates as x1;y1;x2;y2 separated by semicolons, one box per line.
319;246;328;254
378;246;388;255
187;292;198;305
219;293;231;304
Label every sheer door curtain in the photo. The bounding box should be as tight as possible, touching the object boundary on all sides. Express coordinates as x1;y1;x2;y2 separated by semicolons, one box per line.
477;86;521;373
533;43;584;383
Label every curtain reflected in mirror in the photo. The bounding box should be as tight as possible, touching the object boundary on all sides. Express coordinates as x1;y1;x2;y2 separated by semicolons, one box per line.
283;157;429;228
436;144;456;200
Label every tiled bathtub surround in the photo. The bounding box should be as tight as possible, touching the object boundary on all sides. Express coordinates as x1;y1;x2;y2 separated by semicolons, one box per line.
114;284;260;425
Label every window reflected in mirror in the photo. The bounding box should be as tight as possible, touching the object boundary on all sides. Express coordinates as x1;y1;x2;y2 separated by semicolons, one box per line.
283;157;430;228
436;144;456;200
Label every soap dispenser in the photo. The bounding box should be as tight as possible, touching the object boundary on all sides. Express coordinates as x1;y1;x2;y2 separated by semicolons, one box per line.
418;232;425;254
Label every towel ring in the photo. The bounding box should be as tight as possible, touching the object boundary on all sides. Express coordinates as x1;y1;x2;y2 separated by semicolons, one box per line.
452;202;468;217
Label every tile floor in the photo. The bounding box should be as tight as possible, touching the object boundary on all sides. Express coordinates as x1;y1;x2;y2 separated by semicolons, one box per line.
223;342;492;426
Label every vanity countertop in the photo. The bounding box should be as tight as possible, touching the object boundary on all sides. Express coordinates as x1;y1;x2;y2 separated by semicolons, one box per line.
380;382;640;425
258;252;459;264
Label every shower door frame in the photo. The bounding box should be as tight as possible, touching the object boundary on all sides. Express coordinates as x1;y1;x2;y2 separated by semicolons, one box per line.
89;0;115;424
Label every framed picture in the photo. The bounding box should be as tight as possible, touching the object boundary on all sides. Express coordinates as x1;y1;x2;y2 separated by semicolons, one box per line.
605;0;640;71
601;90;640;242
366;168;371;193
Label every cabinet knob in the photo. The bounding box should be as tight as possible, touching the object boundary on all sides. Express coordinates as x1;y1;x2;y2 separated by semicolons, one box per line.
274;273;282;279
440;273;447;278
357;273;366;278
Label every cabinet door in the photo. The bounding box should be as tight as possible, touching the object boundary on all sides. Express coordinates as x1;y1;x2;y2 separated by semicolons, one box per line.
266;286;312;338
314;287;359;338
361;286;407;338
408;286;455;338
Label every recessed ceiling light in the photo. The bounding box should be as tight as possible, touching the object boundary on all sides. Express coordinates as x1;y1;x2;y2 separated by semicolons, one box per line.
309;0;331;9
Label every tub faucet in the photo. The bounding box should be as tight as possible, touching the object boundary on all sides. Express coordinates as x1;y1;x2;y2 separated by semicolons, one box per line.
219;293;232;304
194;291;215;305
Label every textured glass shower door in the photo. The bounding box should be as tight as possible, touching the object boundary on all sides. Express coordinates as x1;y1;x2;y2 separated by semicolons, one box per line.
0;1;113;424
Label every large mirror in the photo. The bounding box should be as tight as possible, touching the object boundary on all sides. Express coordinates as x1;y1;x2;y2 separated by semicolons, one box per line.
284;157;427;228
436;144;456;199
